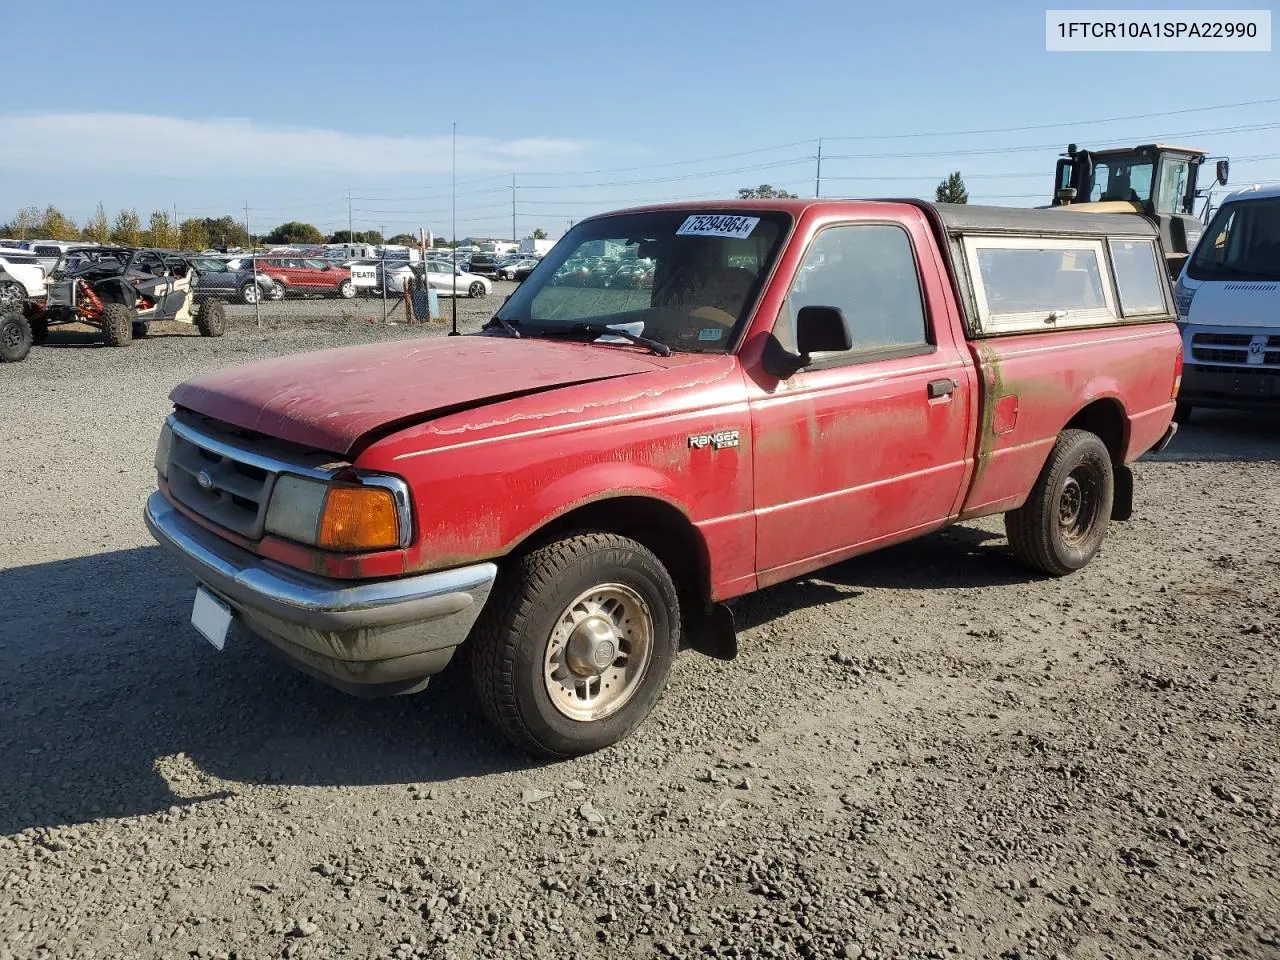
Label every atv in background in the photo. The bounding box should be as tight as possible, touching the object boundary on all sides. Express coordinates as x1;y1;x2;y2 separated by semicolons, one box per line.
23;246;225;347
1;309;33;362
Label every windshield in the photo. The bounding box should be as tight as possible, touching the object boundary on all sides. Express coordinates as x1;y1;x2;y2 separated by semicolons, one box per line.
1088;155;1154;203
1188;197;1280;281
497;210;789;353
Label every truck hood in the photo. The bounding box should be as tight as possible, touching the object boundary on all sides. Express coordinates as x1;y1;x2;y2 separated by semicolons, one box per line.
171;336;669;455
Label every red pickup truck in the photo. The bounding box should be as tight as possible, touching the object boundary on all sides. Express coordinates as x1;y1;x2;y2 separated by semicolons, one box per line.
146;200;1181;757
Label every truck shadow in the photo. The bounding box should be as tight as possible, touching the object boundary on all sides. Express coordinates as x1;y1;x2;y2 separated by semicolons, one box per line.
0;546;532;835
1144;409;1280;464
730;523;1026;632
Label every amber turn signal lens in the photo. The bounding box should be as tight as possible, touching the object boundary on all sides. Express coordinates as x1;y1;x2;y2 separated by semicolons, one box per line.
318;484;400;551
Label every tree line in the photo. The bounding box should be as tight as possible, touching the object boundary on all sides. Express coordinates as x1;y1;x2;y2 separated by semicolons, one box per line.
2;205;558;251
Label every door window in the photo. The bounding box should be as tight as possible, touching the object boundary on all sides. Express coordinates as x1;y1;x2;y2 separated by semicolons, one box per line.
1156;160;1192;215
780;223;929;365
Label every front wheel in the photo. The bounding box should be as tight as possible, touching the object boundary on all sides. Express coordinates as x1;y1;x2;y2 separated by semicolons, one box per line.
468;281;486;298
266;281;285;301
337;280;356;299
0;310;32;362
470;532;681;758
1005;429;1114;577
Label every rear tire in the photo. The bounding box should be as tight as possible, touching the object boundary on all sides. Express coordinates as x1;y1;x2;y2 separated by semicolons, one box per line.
195;299;226;337
100;303;134;347
239;281;261;304
1005;429;1114;577
337;280;356;299
468;281;486;298
470;532;681;758
0;310;32;362
0;281;26;309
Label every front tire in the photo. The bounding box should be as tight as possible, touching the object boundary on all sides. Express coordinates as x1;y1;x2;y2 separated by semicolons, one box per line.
194;299;226;337
1005;429;1114;576
468;281;486;299
100;302;134;347
266;281;285;301
0;310;32;362
337;280;356;299
470;532;681;758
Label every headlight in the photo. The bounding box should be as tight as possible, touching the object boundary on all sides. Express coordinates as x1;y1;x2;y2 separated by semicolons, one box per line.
154;423;173;479
264;474;409;551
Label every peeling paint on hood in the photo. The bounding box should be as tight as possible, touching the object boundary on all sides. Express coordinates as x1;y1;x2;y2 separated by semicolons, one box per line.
170;336;672;454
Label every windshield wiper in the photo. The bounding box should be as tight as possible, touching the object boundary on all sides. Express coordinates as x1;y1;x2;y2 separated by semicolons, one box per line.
566;322;672;357
483;315;521;338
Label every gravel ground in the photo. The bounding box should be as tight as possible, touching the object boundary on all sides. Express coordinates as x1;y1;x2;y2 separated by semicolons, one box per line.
1;307;1277;960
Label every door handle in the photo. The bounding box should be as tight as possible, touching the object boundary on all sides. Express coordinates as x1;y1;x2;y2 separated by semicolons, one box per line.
927;378;957;399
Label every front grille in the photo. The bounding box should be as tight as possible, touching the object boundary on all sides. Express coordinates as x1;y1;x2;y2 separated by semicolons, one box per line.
1194;346;1248;363
1193;333;1251;346
165;415;343;540
46;280;75;307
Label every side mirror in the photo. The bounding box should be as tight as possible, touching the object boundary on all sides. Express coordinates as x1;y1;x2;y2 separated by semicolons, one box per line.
762;305;853;379
1216;159;1229;186
1056;187;1078;204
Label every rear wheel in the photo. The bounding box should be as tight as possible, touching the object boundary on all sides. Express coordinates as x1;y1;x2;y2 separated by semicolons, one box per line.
0;310;32;362
470;532;680;758
100;303;134;347
195;299;226;337
239;281;262;304
337;280;356;299
468;281;486;298
1005;429;1114;576
0;281;26;309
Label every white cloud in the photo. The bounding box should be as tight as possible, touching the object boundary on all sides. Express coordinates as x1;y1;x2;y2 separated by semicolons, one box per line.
0;113;594;177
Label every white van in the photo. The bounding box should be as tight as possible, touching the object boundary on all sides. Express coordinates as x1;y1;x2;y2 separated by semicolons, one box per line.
1172;184;1280;419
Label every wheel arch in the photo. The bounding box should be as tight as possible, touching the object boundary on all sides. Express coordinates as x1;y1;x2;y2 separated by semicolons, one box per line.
1063;397;1129;466
514;494;712;607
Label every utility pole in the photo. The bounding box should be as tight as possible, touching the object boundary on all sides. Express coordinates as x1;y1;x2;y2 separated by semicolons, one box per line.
450;121;458;336
511;173;517;245
815;138;823;198
245;201;260;328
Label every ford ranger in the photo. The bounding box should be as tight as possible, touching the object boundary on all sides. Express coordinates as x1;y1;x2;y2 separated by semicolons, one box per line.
146;200;1182;758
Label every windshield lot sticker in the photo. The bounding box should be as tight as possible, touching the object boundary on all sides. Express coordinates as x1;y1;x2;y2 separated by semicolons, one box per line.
698;328;723;341
676;215;760;239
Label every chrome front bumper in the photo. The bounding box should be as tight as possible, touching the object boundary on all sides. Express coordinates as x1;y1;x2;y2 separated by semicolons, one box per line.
144;491;497;695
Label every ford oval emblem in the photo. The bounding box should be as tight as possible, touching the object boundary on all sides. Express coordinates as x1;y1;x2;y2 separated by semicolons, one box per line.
196;470;215;491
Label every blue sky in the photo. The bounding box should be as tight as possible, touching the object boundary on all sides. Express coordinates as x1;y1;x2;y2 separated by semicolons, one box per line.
1;0;1275;240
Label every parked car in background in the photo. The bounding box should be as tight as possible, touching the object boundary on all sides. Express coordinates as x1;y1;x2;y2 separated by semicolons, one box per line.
467;252;499;278
27;240;83;275
253;257;356;299
1172;184;1280;421
420;259;491;297
190;256;283;304
497;258;539;280
0;249;48;306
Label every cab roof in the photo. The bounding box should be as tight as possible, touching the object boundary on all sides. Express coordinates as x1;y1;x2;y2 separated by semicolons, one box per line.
589;198;1158;239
